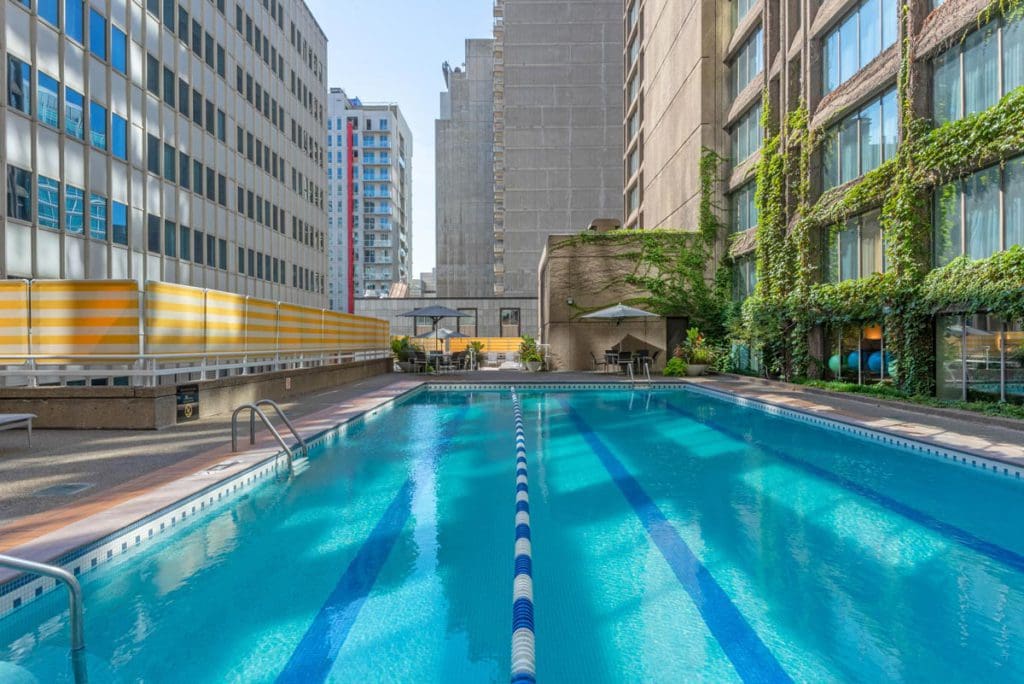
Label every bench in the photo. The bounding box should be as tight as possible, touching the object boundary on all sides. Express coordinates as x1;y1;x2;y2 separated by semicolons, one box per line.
0;414;36;447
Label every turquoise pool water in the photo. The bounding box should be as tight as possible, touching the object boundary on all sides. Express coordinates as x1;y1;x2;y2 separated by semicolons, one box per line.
2;387;1024;682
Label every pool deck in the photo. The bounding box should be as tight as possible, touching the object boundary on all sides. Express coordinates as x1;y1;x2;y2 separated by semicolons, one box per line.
2;370;1023;571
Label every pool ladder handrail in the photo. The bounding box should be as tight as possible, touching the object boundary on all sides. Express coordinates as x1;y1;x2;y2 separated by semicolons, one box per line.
230;400;307;471
0;553;88;683
627;360;653;386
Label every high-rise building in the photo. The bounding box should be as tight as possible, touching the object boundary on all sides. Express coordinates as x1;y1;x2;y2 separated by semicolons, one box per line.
326;90;412;306
491;0;625;296
435;40;495;298
1;0;329;306
624;0;1024;397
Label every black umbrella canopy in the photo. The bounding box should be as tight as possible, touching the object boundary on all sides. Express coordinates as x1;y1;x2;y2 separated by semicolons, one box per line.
399;305;469;319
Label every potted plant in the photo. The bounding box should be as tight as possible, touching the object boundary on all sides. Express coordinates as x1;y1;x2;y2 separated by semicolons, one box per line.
519;335;544;372
678;328;715;377
391;336;417;372
468;340;485;369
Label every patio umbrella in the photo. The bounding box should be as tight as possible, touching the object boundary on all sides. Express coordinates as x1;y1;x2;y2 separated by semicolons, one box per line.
581;303;660;326
400;306;469;349
945;324;994;337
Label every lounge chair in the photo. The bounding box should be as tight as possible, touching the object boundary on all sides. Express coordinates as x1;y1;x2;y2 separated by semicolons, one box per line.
0;414;36;447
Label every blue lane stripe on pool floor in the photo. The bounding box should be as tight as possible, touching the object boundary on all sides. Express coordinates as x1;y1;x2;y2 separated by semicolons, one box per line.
558;399;792;684
277;408;470;683
657;397;1024;574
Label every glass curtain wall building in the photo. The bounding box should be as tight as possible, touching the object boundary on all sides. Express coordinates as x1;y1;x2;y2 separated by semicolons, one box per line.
1;0;328;306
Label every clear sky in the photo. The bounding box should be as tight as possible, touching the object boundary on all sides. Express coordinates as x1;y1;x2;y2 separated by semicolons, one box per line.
306;0;495;278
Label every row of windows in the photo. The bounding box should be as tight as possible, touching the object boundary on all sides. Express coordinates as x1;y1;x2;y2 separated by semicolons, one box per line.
731;28;763;97
236;125;285;183
731;102;762;163
145;133;227;207
145;55;226;143
288;14;323;86
234;2;287;83
933;14;1023;125
7;55;128;159
823;0;898;94
6;166;126;244
15;0;127;70
144;213;228;269
731;181;758;233
821;88;898;190
235;65;287;135
291;216;323;251
823;210;884;283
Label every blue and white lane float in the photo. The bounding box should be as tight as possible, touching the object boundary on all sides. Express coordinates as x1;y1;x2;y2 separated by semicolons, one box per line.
510;389;536;684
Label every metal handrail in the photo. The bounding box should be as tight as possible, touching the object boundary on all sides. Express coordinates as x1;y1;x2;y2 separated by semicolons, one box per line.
0;554;87;683
231;404;295;472
254;400;307;458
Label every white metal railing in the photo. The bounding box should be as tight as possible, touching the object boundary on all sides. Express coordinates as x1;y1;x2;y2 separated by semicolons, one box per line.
0;349;390;388
231;400;307;472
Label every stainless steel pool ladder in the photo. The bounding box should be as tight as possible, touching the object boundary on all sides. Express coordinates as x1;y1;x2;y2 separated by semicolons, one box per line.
0;554;87;683
627;360;653;386
231;400;307;470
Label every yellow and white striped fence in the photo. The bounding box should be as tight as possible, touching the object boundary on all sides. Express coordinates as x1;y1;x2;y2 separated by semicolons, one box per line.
0;280;390;386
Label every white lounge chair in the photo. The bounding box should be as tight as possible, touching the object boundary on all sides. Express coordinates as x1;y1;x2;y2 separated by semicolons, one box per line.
0;414;36;447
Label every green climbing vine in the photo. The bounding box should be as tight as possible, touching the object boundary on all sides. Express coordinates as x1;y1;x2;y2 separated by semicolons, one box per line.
741;0;1024;394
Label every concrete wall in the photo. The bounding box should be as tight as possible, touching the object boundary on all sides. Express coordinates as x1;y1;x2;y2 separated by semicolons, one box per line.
495;0;625;296
355;296;538;339
0;359;390;429
538;235;666;371
436;39;496;298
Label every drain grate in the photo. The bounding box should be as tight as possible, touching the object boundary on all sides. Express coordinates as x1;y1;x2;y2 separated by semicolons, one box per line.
205;461;240;473
34;482;94;497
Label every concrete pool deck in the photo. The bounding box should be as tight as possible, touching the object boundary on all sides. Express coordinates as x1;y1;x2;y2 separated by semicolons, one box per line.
2;370;1023;566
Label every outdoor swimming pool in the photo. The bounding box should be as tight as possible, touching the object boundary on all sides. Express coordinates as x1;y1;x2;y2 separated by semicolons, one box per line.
2;386;1024;681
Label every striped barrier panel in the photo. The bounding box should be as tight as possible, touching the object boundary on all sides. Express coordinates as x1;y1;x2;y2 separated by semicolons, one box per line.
244;297;279;354
144;281;206;356
30;280;139;362
0;281;29;364
205;289;247;354
279;303;324;351
510;388;536;684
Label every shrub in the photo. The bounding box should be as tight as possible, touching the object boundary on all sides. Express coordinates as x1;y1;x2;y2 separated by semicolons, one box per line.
663;358;688;377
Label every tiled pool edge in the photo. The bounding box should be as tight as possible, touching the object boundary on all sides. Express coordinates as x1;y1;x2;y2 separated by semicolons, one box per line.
0;381;429;619
685;383;1024;481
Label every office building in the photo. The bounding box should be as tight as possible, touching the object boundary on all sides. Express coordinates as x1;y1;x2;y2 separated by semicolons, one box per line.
326;88;412;307
491;0;625;296
435;39;495;298
1;0;329;305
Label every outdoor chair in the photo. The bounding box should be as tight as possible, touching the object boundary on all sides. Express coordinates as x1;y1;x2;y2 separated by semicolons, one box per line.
617;351;633;374
0;414;36;447
590;351;608;372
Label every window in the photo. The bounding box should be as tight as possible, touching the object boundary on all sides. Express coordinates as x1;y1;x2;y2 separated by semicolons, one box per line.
733;0;755;28
89;9;107;60
39;0;59;26
193;230;204;263
111;25;127;74
733;255;758;299
38;175;60;230
147;214;161;252
6;167;32;221
500;308;521;337
192;90;203;126
731;181;758;233
731;103;762;163
112;201;128;245
180;152;190;189
179;225;191;260
164;220;176;257
823;211;884;282
193;160;203;194
458;309;478;337
178;79;189;117
146;54;159;94
89;193;107;240
217;45;225;77
238;246;245;274
205;33;214;68
162;0;175;30
147;135;160;174
65;87;85;139
38;71;59;127
109;113;127;159
821;88;897;189
178;7;189;41
823;0;897;94
65;185;84;234
219;239;227;269
932;14;1023;124
731;28;763;96
89;101;107;149
216;109;226;142
163;67;175;107
208;236;216;267
65;0;85;43
164;144;176;181
7;55;31;115
192;20;202;55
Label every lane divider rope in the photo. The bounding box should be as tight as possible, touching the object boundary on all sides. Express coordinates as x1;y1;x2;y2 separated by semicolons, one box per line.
510;388;536;684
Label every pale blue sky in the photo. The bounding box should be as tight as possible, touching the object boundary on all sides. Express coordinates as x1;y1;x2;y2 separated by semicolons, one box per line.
306;0;494;277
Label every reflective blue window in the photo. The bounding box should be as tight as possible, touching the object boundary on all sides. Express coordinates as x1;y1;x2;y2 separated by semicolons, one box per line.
38;176;61;230
112;201;128;245
38;71;59;127
66;185;85;234
7;56;31;115
823;0;898;94
65;0;85;43
111;25;127;74
89;9;107;60
111;113;127;159
90;101;107;149
39;0;59;26
65;87;85;139
89;193;108;240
